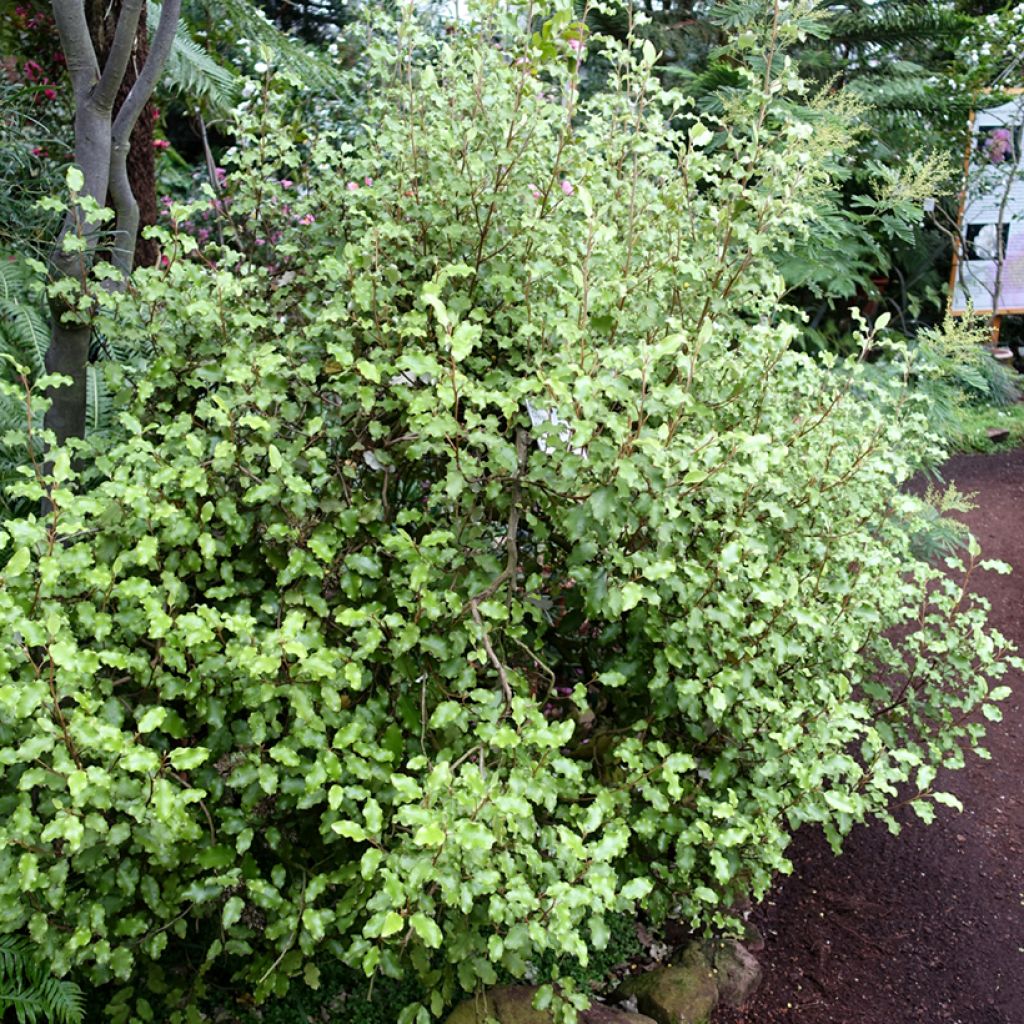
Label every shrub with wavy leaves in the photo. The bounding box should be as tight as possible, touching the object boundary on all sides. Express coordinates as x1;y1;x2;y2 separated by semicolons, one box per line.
0;2;1016;1022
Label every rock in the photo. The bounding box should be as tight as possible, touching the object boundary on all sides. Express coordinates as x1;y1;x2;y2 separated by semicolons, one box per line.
987;427;1010;443
444;987;656;1024
742;922;765;955
583;1005;659;1024
704;938;763;1008
615;947;718;1024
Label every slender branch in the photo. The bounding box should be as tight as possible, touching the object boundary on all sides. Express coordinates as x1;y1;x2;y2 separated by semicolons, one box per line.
108;0;182;279
465;429;530;711
94;0;146;111
470;600;514;709
108;150;141;279
50;0;100;101
113;0;182;146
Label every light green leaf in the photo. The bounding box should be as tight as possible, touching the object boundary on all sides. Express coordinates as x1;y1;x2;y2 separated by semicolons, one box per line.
410;912;443;948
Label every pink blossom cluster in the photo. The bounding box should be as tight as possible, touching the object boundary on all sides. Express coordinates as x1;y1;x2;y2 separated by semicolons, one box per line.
526;179;574;201
12;7;64;103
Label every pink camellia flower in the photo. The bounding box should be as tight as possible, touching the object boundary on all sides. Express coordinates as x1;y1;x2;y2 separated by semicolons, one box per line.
568;38;582;53
153;138;170;150
364;176;373;186
280;178;293;189
528;182;542;199
347;181;359;191
560;179;574;196
43;88;57;101
299;213;315;225
23;60;42;81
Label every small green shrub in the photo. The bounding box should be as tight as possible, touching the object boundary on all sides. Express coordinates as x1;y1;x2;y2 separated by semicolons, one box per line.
0;3;1016;1022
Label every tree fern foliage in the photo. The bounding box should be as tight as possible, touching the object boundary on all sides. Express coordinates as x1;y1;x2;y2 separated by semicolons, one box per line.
154;1;241;114
0;936;84;1024
626;1;977;317
0;257;47;377
183;0;351;91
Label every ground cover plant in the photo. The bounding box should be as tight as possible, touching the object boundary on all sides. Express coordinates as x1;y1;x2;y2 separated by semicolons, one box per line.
0;1;1018;1022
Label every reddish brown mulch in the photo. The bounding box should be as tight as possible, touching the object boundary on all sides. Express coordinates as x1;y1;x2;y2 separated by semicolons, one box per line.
715;450;1024;1024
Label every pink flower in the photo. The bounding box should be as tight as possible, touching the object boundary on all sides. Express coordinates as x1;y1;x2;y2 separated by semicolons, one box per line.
280;178;293;189
153;139;170;150
568;38;582;53
43;88;57;101
23;60;42;82
299;213;315;225
365;176;374;186
528;182;542;199
347;181;359;191
560;179;574;196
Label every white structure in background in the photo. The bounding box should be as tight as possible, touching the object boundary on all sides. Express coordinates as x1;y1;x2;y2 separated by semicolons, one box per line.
951;92;1024;315
524;400;587;458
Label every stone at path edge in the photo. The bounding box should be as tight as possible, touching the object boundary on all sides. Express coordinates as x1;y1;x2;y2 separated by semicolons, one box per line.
444;986;657;1024
614;946;719;1024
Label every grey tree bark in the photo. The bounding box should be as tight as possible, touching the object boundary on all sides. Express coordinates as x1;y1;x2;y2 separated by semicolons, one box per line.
45;0;181;445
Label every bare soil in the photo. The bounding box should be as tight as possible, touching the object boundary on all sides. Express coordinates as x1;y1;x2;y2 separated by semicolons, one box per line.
715;450;1024;1024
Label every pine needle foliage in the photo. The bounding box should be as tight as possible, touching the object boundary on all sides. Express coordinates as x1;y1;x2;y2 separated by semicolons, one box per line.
0;936;85;1024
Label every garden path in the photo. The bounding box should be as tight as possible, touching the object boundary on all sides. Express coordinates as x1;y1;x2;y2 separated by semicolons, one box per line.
715;449;1024;1024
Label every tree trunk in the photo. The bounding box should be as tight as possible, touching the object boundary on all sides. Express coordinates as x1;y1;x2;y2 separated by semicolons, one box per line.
44;0;180;445
87;0;159;269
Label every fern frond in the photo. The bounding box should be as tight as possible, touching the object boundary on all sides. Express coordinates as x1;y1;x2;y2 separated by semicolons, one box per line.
0;302;49;375
827;2;969;48
0;935;84;1024
0;934;33;978
85;363;115;435
203;0;347;90
153;2;240;112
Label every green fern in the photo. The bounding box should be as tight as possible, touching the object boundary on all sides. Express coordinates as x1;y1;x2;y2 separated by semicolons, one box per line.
827;2;969;48
0;256;47;375
153;1;241;113
0;936;85;1024
191;0;348;90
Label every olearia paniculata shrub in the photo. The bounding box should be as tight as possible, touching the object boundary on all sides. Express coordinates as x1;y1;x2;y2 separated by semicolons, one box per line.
0;2;1017;1021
